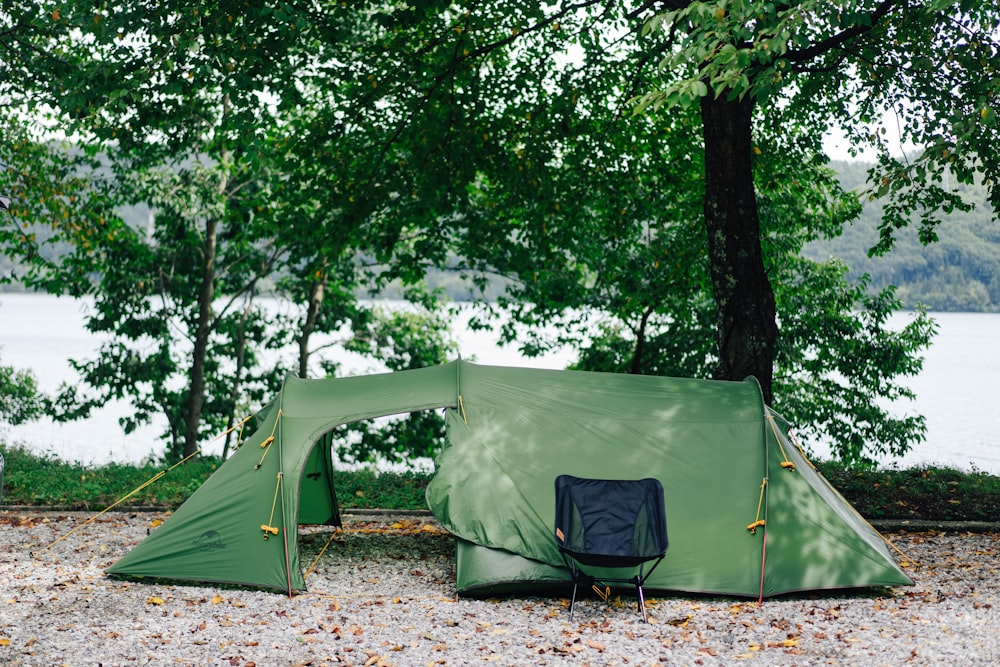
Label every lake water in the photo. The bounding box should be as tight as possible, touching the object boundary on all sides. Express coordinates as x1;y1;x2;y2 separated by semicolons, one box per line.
1;293;998;474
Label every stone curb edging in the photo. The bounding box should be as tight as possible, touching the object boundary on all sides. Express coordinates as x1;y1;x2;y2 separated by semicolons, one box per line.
0;505;431;515
869;519;1000;533
2;505;998;533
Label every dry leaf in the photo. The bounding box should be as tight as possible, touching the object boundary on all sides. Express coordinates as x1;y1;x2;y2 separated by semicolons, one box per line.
147;596;165;605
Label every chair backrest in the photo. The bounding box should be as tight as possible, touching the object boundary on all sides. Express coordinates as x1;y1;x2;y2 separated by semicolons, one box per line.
554;474;668;567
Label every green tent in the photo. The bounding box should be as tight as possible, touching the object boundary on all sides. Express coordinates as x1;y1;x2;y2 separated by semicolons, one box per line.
107;360;913;598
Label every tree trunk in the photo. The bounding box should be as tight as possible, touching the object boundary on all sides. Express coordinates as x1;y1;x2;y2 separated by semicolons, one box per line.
628;304;654;375
700;93;778;404
182;215;218;459
222;294;255;460
298;269;327;378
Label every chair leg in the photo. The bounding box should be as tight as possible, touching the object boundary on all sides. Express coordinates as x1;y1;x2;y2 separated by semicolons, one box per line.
636;577;649;624
569;581;579;621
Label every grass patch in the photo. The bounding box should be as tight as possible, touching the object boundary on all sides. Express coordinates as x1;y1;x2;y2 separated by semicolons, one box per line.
0;444;430;511
814;460;1000;522
3;443;1000;522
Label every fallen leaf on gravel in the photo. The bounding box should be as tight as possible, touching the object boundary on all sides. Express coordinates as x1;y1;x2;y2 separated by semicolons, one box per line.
211;594;224;604
586;640;605;651
0;638;10;646
780;638;799;648
147;596;165;605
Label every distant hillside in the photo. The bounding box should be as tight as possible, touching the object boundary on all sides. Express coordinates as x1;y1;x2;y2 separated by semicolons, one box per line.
804;161;1000;312
5;160;999;310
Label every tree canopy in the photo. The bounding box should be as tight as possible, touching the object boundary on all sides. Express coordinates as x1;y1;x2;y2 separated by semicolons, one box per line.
2;0;997;466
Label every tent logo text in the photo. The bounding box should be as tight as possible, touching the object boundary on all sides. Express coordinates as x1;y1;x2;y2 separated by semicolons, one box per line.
192;530;226;551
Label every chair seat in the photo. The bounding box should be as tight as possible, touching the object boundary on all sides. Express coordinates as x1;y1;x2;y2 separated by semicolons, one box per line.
560;550;656;569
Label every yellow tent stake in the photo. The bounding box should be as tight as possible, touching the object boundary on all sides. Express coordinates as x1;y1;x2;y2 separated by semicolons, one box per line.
747;477;768;534
304;529;341;579
592;585;611;603
262;472;282;539
44;450;200;550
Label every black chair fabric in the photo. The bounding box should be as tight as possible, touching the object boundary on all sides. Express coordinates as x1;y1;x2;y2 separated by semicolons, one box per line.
554;474;668;622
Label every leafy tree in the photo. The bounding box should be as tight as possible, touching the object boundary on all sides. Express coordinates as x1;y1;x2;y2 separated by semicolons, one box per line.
634;0;1000;401
554;118;935;465
335;296;458;465
1;2;302;458
1;2;461;462
0;360;43;426
337;1;931;462
316;1;979;412
4;0;989;469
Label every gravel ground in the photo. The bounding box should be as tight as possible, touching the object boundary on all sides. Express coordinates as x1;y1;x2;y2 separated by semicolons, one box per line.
2;510;998;666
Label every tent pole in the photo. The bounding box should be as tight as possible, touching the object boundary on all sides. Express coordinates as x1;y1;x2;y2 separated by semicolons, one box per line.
757;531;768;606
278;470;293;598
275;386;294;598
759;405;772;605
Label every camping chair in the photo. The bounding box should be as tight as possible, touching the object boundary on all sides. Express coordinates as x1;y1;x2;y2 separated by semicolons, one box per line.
554;474;668;623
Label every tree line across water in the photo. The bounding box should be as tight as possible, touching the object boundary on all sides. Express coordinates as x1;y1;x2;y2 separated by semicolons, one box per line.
4;158;999;312
803;163;1000;313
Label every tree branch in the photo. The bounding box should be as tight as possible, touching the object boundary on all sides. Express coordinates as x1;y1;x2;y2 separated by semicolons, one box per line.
784;0;905;64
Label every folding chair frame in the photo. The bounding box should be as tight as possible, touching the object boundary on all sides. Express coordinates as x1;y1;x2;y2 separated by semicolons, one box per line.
554;475;668;624
560;551;666;623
